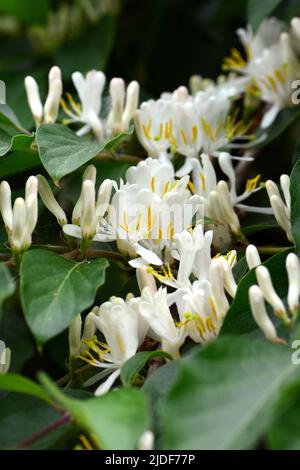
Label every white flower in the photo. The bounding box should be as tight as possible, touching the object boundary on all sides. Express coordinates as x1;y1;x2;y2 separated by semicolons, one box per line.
92;158;201;267
107;78;139;136
134;99;174;160
82;295;146;396
246;244;261;270
286;253;300;314
266;175;292;242
62;70;106;140
139;287;186;358
248;285;282;343
0;176;38;253
25;66;62;125
38;164;112;244
62;71;139;141
173;256;236;344
250;33;300;127
191;152;271;233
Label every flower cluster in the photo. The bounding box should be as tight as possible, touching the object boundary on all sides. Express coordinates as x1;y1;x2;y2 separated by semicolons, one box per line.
0;15;300;401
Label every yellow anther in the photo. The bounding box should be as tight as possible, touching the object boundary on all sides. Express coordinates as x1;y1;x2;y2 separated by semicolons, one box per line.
192;125;198;143
180;128;188;145
245;174;261;193
79;435;93;450
116;335;125;353
200;173;206;192
135;212;142;231
274;68;284;83
201;117;215;142
163;181;170;195
209;297;218;322
151;176;155;193
188;181;196;194
66;92;81;114
154;123;163;141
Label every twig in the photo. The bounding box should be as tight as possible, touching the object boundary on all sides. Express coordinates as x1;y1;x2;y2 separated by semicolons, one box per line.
94;151;142;164
61;248;124;262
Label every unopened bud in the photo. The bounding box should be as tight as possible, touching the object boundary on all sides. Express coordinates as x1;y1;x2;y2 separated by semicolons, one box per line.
286;253;300;315
246;244;261;270
69;314;82;357
37;175;68;226
24;76;43;125
0;181;13;231
249;285;280;342
121;80;139;131
137;430;154;450
81;180;97;239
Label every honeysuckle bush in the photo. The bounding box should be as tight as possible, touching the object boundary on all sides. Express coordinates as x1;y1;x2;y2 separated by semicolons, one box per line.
2;0;300;451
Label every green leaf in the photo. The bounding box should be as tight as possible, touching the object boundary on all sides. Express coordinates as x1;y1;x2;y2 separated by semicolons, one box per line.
0;373;50;403
20;249;108;344
0;0;49;24
0;132;34;157
0;104;28;134
248;0;284;32
267;379;300;449
0;149;41;179
0;263;14;314
291;159;300;255
221;250;290;336
159;336;299;449
121;351;172;386
36;124;133;184
0;393;70;450
39;373;150;450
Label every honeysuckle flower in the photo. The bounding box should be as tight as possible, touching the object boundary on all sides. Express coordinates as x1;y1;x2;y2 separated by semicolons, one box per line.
62;70;139;140
25;66;62;125
90;158;202;267
68;308;98;358
160;85;190;103
38;164;112;245
190;152;272;233
248;285;283;343
0;345;11;375
246;244;261;270
106;78;140;136
286;253;300;315
255;265;290;325
291;17;300;54
250;33;300;127
134;99;174;160
139;287;187;358
37;175;68;227
265;175;292;242
172;256;236;344
0;176;38;254
81;295;146;396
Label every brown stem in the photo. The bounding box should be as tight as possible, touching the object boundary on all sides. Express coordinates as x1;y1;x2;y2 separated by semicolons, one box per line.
94;151;142;164
61;249;124;262
16;412;71;449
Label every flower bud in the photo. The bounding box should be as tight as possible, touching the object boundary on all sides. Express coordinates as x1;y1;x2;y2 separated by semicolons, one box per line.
0;181;13;231
69;314;82;357
136;267;157;294
121;80;139;131
286;253;300;315
37;175;68;226
11;198;27;252
81;179;97;239
209;259;229;317
72;165;97;224
255;265;289;324
249;285;280;342
24;76;43;124
0;347;11;375
280;174;290;209
269;195;292;242
216;181;240;234
246;244;261;270
107;77;125;134
44;78;62;124
25;194;38;237
25;175;38;201
96;179;113;219
173;86;189;102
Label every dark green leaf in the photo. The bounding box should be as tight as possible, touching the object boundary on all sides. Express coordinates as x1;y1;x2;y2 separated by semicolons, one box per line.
121;351;172;386
252;107;300;149
248;0;284;32
0;373;50;402
39;373;150;450
20;249;108;344
0;0;49;24
0;149;41;179
36;124;133;184
291;159;300;255
0;263;14;313
0;132;34;157
159;336;299;449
